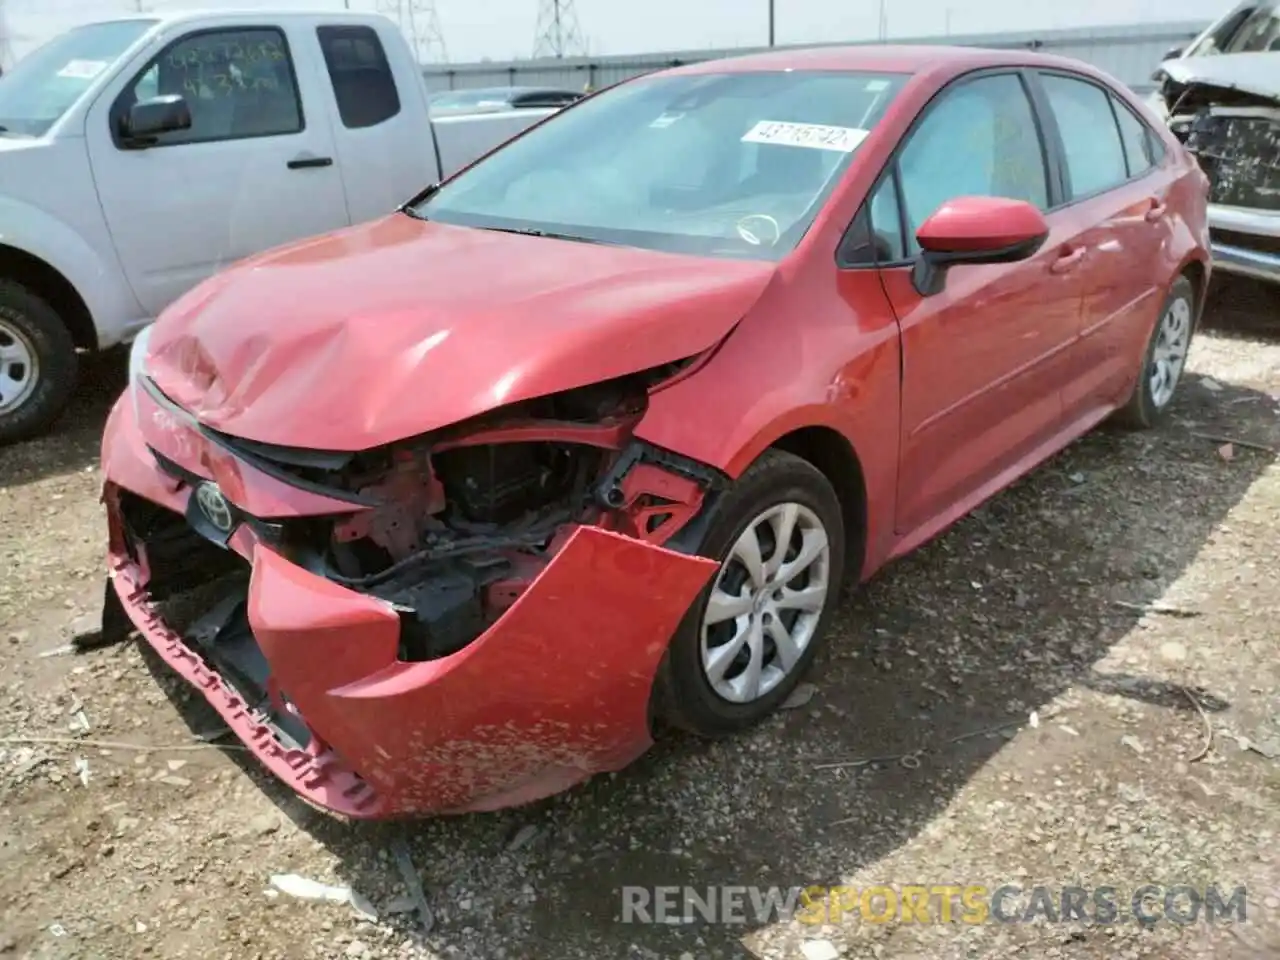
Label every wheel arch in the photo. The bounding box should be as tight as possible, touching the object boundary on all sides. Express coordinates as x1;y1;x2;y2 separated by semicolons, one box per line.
1177;254;1209;331
0;244;96;350
769;425;868;582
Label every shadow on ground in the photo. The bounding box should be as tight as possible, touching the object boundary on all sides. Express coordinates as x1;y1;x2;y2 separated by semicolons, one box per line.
0;348;127;489
1202;275;1280;341
137;342;1277;960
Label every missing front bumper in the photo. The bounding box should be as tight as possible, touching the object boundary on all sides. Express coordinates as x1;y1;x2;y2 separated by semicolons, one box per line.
105;482;717;818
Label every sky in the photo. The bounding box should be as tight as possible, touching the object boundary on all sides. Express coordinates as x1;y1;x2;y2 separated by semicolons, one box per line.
4;0;1223;64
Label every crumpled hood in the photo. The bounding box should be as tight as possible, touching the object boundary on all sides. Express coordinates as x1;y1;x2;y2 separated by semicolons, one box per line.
146;214;777;451
1161;51;1280;101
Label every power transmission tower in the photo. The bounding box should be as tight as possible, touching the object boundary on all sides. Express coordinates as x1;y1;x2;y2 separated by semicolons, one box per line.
876;0;888;41
377;0;448;64
533;0;586;59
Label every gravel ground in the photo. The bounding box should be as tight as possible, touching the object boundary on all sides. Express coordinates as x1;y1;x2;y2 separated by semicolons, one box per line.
2;279;1279;960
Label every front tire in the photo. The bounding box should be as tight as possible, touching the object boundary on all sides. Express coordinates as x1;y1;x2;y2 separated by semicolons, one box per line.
1114;275;1195;430
652;449;846;737
0;280;79;445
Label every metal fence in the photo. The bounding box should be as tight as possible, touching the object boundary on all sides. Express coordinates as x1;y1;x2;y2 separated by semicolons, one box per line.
422;20;1208;96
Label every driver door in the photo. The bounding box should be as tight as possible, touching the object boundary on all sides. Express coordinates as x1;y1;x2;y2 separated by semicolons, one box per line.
85;21;351;318
876;71;1084;538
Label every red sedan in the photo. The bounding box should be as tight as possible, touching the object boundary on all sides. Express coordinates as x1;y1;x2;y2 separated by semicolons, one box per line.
99;44;1209;818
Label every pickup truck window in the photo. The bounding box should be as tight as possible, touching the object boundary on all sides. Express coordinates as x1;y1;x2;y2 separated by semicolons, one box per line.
316;25;401;129
410;70;909;261
115;27;304;146
1186;2;1280;56
0;19;156;137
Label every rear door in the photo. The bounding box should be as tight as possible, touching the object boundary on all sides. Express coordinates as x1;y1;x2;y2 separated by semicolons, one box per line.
1031;70;1174;415
869;70;1085;539
312;19;438;223
86;19;352;318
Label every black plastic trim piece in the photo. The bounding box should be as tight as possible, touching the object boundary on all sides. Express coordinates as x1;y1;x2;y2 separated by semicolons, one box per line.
594;439;729;510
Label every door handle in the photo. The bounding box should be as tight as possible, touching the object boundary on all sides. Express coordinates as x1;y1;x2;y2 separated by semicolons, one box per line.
1145;199;1168;222
1050;246;1086;274
287;156;334;170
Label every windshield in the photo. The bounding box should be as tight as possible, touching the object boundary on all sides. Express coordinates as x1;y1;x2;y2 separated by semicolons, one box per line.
0;19;156;137
410;70;908;261
1185;2;1280;56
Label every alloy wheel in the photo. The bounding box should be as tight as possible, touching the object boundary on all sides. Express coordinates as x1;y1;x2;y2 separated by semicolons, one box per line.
699;501;832;704
1149;295;1192;410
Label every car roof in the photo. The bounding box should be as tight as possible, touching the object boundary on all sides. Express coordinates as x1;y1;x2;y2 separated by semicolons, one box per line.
664;43;1115;82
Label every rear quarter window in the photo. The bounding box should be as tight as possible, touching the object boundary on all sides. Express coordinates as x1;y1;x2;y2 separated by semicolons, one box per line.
316;25;401;129
1112;95;1161;177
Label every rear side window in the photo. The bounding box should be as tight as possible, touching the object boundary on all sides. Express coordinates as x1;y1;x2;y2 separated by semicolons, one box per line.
1039;74;1129;198
317;25;400;129
1112;96;1159;177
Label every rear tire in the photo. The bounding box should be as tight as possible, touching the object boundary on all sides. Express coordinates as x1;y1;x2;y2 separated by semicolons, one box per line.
652;449;846;737
1114;275;1195;431
0;280;79;445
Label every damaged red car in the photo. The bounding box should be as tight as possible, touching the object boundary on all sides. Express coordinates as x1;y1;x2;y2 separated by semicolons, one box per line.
99;45;1210;818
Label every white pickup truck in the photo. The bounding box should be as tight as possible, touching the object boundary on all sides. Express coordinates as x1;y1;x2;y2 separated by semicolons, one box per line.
0;10;557;443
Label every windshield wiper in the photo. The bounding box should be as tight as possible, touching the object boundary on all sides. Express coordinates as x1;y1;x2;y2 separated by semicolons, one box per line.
399;182;439;219
477;225;609;244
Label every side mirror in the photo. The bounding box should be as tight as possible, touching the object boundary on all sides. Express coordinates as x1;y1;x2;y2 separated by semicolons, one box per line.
911;196;1049;297
1162;45;1184;61
123;94;192;144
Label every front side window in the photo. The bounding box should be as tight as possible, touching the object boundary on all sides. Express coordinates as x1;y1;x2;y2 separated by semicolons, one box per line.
1039;74;1129;199
116;27;303;146
317;25;400;129
897;73;1048;253
0;19;157;137
410;70;910;261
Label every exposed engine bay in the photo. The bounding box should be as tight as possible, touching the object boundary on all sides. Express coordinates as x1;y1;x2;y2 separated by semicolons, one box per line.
1167;81;1280;211
136;359;727;666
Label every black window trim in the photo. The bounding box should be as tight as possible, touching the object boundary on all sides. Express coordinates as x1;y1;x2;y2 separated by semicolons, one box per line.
837;66;1059;271
316;23;402;130
1028;67;1165;209
109;24;307;151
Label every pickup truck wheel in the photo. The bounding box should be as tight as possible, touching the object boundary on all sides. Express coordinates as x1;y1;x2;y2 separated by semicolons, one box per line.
651;450;846;737
0;281;79;445
1114;275;1195;431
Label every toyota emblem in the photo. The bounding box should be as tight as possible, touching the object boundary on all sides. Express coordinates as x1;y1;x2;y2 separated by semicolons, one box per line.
195;482;234;533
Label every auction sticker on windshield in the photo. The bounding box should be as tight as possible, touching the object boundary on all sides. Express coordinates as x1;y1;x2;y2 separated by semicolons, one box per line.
741;120;869;152
57;59;109;80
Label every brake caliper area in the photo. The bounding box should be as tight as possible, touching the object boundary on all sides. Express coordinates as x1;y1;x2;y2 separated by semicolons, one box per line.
271;372;728;665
